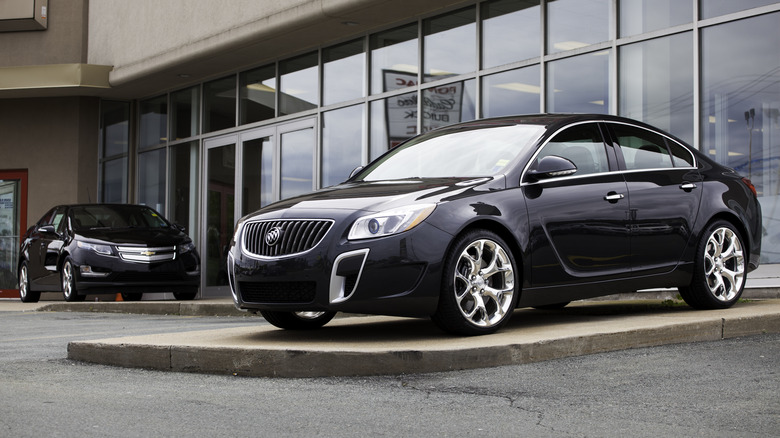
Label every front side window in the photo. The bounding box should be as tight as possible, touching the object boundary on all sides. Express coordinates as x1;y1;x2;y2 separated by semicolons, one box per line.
536;123;610;176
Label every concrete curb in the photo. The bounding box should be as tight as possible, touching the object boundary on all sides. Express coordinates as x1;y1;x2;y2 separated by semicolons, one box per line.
67;299;780;378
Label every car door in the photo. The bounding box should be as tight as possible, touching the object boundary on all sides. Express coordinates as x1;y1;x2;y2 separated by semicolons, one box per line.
39;207;68;288
605;122;702;275
523;122;631;287
27;207;56;288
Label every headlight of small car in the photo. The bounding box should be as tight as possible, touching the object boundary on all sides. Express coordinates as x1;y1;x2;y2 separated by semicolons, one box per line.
77;241;113;256
178;241;197;254
348;204;436;240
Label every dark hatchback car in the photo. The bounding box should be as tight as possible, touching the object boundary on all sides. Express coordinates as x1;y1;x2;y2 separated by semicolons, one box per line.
228;114;761;335
18;204;200;302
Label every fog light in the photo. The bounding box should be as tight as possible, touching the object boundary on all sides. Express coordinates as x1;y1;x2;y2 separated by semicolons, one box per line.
79;265;110;278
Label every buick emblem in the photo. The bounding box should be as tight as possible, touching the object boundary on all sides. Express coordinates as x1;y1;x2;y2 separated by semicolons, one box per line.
265;227;283;246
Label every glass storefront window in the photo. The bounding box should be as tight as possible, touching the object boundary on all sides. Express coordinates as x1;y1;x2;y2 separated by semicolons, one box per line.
421;79;476;133
370;23;418;95
322;105;365;187
701;12;780;261
242;136;274;214
547;0;610;54
423;7;476;82
370;92;418;159
204;76;236;133
481;0;540;69
101;157;127;203
169;141;199;236
547;50;610;114
279;52;318;115
482;66;541;117
700;0;777;20
139;95;167;150
280;128;315;199
240;65;276;125
171;86;200;140
138;148;166;212
619;32;694;145
619;0;692;37
323;39;365;106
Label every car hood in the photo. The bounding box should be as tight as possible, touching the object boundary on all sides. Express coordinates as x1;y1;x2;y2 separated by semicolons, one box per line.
250;177;505;219
75;228;191;246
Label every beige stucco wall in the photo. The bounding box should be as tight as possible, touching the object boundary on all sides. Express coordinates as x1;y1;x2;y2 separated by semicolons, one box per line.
0;97;99;228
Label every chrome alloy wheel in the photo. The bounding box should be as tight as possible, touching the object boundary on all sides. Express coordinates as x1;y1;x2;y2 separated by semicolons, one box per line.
62;261;76;300
19;264;29;299
453;238;515;328
294;311;326;319
703;226;745;302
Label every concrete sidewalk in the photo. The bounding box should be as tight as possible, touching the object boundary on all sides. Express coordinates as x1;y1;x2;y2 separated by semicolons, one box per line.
62;299;780;377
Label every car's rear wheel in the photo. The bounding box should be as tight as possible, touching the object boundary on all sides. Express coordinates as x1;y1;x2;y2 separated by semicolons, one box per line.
260;310;337;330
19;261;40;303
62;259;85;302
679;220;746;309
121;292;143;301
432;230;519;336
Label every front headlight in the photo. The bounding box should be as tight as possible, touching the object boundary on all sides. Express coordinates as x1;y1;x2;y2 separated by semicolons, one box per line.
348;204;436;240
178;241;197;254
77;241;113;256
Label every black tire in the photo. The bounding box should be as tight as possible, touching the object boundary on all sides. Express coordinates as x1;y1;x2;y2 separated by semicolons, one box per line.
679;220;746;310
18;261;40;303
260;310;337;330
121;292;143;301
61;259;86;302
432;229;519;336
533;301;570;310
173;291;198;300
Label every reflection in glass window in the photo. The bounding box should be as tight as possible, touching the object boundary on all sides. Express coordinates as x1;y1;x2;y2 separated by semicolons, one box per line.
139;95;167;150
323;39;365;106
423;7;476;82
547;51;610;114
138;148;166;212
171;86;200;140
322;105;365;187
242;136;274;214
370;23;418;95
702;13;780;262
240;65;276;125
547;0;610;54
619;0;692;37
204;76;236;133
482;0;540;68
280;52;318;115
370;94;418;160
169;141;199;238
619;32;694;145
482;66;541;117
101;157;127;203
281;128;314;199
421;79;476;133
700;0;777;20
100;100;129;158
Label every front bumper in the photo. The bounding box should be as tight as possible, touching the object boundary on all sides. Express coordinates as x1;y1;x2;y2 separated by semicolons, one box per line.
71;251;201;294
228;221;452;317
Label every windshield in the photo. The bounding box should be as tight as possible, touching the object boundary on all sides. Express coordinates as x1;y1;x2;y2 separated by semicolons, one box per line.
69;205;170;230
357;124;544;181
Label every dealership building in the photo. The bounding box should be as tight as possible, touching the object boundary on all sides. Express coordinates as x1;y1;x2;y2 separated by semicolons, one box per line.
1;0;778;299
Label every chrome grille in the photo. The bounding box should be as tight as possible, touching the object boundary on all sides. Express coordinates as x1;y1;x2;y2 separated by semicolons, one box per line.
117;246;177;263
242;219;333;258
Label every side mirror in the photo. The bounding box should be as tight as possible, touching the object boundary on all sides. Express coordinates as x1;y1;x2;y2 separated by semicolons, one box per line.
173;223;187;233
349;166;364;179
526;156;577;181
39;224;57;235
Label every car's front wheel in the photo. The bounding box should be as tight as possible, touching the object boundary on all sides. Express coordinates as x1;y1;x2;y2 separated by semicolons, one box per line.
679;220;746;309
432;230;519;336
62;259;85;302
19;261;40;303
260;310;337;330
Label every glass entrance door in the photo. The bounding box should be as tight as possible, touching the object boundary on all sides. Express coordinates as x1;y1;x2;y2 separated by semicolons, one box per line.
0;170;27;299
203;137;236;296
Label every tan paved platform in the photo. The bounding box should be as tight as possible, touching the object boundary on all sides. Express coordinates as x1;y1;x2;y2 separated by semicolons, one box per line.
66;299;780;377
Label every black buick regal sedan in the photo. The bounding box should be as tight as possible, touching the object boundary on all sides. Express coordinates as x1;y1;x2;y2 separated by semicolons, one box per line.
227;114;761;335
18;204;200;302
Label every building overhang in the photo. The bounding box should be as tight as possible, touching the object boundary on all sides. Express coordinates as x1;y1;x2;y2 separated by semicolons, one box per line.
0;63;112;99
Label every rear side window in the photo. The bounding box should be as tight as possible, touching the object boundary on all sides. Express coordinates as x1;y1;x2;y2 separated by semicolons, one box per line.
536;123;610;177
667;141;695;167
611;124;674;170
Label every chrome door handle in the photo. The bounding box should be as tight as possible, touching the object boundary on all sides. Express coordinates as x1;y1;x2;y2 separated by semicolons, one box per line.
604;193;624;201
680;182;697;191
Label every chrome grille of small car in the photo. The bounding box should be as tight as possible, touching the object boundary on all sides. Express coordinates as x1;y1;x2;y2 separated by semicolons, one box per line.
242;219;333;258
116;246;177;263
